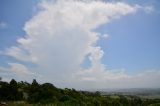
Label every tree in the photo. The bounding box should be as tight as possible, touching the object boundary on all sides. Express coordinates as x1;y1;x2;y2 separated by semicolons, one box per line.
27;79;40;103
119;95;129;106
0;81;9;100
32;79;39;87
9;79;22;100
131;96;142;106
60;95;70;102
95;91;101;97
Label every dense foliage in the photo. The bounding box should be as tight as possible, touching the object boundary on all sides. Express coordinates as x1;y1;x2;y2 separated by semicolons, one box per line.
0;79;160;106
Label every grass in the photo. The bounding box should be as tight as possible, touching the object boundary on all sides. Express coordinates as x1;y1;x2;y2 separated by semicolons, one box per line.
6;101;58;106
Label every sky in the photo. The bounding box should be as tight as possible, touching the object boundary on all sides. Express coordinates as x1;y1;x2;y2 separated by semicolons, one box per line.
0;0;160;89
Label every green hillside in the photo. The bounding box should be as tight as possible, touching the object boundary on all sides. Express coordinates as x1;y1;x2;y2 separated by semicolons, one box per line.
1;79;160;106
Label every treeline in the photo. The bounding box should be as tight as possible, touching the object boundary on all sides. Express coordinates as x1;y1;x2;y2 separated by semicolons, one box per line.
0;79;160;106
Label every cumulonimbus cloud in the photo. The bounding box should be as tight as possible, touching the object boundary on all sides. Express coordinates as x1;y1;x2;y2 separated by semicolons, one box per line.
1;0;160;89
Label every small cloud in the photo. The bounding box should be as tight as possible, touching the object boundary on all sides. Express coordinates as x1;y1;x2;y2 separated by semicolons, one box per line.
8;63;34;76
0;21;7;29
135;5;154;14
144;6;154;13
0;63;41;82
3;46;37;63
102;34;109;39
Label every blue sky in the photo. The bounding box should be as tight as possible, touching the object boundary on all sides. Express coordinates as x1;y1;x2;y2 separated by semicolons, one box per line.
98;5;160;74
0;0;37;48
0;0;160;89
0;0;38;67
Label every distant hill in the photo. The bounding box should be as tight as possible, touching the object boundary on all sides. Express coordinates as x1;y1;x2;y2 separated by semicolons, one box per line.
100;88;160;99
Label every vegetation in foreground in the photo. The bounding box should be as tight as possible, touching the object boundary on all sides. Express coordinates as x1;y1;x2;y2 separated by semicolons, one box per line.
0;79;160;106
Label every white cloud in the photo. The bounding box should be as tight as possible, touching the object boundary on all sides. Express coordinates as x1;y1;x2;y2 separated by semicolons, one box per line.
0;63;34;76
8;63;34;76
144;6;154;13
75;68;160;89
4;47;37;63
102;33;109;39
135;5;154;14
1;0;160;89
0;63;35;82
0;21;7;29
